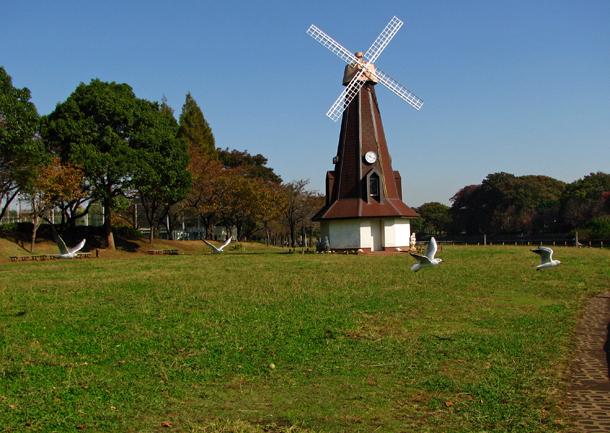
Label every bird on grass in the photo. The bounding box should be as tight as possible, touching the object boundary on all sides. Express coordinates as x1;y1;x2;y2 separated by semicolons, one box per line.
202;238;232;253
410;237;443;272
531;246;562;270
50;225;86;259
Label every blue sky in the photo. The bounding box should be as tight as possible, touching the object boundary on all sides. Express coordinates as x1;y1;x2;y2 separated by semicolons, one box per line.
2;0;609;207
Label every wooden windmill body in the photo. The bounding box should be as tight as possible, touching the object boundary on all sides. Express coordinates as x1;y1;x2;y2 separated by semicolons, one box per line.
308;17;423;252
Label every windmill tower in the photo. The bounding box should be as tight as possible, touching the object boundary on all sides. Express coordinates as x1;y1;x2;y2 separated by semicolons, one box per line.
307;16;423;252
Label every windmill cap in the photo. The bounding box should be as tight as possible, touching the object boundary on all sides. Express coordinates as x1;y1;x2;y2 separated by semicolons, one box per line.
355;52;363;58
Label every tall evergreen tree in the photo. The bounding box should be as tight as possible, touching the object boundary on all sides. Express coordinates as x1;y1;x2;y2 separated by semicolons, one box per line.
178;92;215;154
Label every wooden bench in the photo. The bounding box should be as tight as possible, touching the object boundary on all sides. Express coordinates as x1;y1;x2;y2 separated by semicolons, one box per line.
77;252;92;258
148;249;178;255
10;256;33;262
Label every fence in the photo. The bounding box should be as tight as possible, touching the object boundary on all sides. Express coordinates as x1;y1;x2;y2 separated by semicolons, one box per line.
427;233;609;248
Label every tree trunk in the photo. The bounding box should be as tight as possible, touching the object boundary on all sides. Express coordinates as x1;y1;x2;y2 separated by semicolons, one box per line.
289;222;297;248
206;223;213;240
0;190;18;222
30;216;39;253
166;214;174;241
263;220;270;246
104;198;115;250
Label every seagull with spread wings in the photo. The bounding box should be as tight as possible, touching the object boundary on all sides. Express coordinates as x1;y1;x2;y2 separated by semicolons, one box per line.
410;237;443;272
202;238;232;253
531;246;562;270
50;225;86;259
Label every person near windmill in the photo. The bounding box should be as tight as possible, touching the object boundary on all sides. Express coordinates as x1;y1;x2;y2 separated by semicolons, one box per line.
342;52;379;85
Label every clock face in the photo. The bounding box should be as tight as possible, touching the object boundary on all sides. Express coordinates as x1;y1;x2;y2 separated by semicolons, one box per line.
364;151;377;164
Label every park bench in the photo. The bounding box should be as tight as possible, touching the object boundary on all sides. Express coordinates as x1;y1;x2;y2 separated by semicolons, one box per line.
10;256;32;262
147;249;179;255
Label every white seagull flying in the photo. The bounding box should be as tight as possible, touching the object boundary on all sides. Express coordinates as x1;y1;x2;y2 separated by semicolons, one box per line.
50;225;86;259
410;237;443;272
531;246;562;270
202;238;232;253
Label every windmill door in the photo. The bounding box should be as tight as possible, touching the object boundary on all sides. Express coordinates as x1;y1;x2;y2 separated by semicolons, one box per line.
371;219;383;251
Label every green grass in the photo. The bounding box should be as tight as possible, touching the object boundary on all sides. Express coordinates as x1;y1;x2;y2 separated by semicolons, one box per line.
1;245;608;432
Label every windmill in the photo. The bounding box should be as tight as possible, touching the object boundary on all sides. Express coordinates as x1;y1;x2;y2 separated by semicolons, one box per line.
306;16;423;121
307;16;422;253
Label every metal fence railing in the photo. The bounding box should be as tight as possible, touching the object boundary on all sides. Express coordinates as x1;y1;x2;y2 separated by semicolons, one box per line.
422;233;608;248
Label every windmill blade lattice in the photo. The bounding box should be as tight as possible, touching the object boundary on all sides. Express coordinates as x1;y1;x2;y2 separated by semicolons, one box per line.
326;71;367;121
374;68;424;110
306;25;359;66
364;16;403;63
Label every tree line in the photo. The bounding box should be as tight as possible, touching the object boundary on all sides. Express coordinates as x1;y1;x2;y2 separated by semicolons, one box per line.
413;171;610;239
0;66;324;251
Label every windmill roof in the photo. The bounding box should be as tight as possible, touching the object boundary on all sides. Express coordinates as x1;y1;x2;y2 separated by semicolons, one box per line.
312;197;418;221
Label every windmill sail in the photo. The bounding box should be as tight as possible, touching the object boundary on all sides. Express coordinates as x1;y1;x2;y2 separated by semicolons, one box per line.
374;68;424;110
364;16;403;63
307;17;424;122
326;70;367;121
307;16;423;121
306;25;358;65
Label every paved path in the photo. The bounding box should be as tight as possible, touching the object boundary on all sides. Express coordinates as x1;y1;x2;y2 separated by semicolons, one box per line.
569;293;610;432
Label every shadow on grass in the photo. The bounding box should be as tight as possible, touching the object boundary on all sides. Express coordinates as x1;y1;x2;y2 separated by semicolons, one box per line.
1;223;143;253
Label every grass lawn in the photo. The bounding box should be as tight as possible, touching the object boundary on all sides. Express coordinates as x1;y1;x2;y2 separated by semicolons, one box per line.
1;241;609;432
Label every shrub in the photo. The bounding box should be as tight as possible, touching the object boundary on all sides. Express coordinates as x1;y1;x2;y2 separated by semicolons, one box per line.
584;216;610;239
112;225;144;239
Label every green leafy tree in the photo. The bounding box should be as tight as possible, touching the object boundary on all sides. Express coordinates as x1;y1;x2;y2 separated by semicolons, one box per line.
449;184;484;234
0;66;44;220
449;173;566;234
217;148;282;184
490;175;565;233
559;172;610;229
42;79;189;249
178;92;215;155
416;202;452;235
584;216;610;239
132;103;191;243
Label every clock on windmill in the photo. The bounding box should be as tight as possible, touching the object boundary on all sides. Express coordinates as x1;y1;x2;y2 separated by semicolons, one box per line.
364;151;377;164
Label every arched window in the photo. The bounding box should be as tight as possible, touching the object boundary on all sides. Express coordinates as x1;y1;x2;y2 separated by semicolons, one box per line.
365;169;383;204
370;174;380;198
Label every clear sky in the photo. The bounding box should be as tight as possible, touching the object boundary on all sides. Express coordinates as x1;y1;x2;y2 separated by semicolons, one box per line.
2;0;609;207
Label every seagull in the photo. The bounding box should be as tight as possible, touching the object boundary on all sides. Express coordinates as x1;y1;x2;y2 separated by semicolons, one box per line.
531;246;562;270
410;237;443;272
50;225;86;259
202;237;232;253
